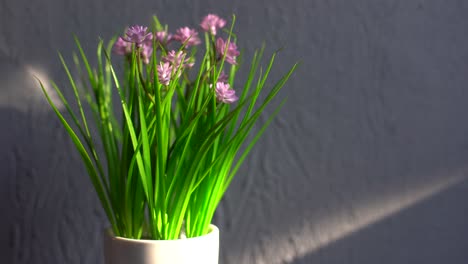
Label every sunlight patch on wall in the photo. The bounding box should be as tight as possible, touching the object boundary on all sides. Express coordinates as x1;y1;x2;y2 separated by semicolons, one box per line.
0;62;62;111
265;169;467;263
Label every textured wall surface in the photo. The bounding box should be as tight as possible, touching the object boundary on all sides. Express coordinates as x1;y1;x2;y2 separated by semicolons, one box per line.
2;0;468;263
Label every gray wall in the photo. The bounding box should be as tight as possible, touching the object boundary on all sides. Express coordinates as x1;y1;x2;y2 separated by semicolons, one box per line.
2;0;468;263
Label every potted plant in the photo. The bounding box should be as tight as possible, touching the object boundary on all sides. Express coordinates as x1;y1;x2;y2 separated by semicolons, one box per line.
38;13;297;264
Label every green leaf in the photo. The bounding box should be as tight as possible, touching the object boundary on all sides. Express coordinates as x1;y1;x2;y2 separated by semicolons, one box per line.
37;77;117;234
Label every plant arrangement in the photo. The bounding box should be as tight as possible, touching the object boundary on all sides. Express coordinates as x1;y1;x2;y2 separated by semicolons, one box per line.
39;14;297;240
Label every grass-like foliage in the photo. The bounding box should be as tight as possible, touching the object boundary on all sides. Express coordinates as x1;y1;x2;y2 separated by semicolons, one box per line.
38;14;297;240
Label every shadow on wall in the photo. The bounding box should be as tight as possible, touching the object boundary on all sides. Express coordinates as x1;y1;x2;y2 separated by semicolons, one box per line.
287;174;468;264
0;59;107;264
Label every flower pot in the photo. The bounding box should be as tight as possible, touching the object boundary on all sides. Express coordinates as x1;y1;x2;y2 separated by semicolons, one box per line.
103;224;219;264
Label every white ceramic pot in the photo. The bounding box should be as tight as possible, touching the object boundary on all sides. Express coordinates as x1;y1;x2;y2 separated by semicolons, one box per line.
103;225;219;264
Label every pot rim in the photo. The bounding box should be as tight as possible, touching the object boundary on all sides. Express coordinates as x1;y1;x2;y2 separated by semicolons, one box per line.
105;224;219;245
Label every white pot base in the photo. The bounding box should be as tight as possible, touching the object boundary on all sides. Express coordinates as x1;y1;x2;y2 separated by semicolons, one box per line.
104;225;219;264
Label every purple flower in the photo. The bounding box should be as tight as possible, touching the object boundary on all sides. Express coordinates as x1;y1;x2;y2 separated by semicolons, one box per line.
112;37;132;55
173;27;201;47
216;38;240;65
140;43;153;64
163;50;194;70
200;14;226;35
213;82;238;104
123;25;152;46
154;30;173;46
218;71;229;83
157;62;172;86
113;36;152;64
